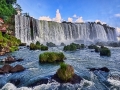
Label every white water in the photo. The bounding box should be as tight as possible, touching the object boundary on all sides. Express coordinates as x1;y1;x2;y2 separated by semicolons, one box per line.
15;15;117;45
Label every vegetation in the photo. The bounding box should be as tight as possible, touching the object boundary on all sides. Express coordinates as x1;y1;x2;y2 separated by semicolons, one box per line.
0;31;21;53
30;41;48;50
94;46;100;52
88;44;97;49
56;63;74;81
0;0;22;34
39;52;65;63
63;43;84;51
100;47;111;56
46;42;56;47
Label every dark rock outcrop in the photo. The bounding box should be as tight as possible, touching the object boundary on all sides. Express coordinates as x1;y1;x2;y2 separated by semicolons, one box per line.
89;67;110;72
10;65;25;73
0;64;25;74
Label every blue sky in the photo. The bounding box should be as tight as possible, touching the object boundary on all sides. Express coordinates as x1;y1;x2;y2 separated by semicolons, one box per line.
17;0;120;28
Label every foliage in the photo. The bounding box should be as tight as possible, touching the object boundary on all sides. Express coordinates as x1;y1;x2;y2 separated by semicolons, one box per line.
46;42;56;47
63;43;83;51
100;47;111;57
39;52;65;63
41;45;48;51
0;31;21;53
30;42;48;50
94;46;100;52
57;63;74;81
36;41;40;46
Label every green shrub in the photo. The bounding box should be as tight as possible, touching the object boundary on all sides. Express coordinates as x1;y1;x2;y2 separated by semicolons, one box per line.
39;52;65;63
36;41;40;46
57;63;74;81
30;43;36;50
69;44;77;51
100;47;111;56
41;45;48;51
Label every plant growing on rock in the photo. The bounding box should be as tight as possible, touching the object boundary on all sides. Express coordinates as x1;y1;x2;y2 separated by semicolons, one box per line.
39;52;65;63
56;63;74;82
100;47;111;56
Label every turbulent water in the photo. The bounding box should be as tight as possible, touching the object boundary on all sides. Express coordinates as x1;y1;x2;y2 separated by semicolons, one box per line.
15;15;117;45
0;46;120;90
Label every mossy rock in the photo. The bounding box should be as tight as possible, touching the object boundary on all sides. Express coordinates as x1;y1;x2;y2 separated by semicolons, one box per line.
63;44;77;51
56;63;74;82
100;47;111;56
36;41;40;46
46;42;56;47
88;45;97;49
39;52;65;63
30;43;36;50
19;43;26;46
94;46;100;52
41;45;48;51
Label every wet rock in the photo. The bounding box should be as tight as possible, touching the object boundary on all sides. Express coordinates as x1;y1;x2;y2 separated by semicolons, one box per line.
16;58;24;62
28;78;48;87
4;56;16;63
0;51;5;56
10;65;25;73
10;79;21;86
0;68;4;74
1;64;13;73
52;73;82;84
89;67;110;72
99;67;110;72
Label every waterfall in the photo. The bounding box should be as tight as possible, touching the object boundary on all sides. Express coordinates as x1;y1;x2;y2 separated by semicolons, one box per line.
15;15;117;45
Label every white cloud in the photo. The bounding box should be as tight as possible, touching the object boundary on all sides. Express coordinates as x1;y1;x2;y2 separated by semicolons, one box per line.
75;17;84;23
73;14;77;18
39;9;62;23
115;14;120;17
95;20;106;24
54;9;61;23
39;16;52;21
68;17;73;22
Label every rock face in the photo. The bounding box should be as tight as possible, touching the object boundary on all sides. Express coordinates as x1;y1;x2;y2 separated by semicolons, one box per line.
0;64;25;74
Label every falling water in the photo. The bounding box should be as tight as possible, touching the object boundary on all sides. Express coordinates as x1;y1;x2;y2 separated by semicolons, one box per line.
15;15;117;44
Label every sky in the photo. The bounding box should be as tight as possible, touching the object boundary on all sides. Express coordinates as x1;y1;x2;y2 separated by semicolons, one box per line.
17;0;120;28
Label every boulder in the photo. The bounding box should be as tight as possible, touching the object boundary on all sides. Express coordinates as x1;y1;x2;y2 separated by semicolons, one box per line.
1;64;13;73
56;63;74;82
5;56;16;63
0;51;5;56
89;67;110;72
11;65;25;73
0;69;4;74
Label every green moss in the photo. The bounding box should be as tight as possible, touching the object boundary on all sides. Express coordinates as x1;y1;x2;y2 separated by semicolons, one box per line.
39;52;65;63
41;45;48;51
100;47;111;57
36;41;40;46
0;32;20;53
57;63;74;81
